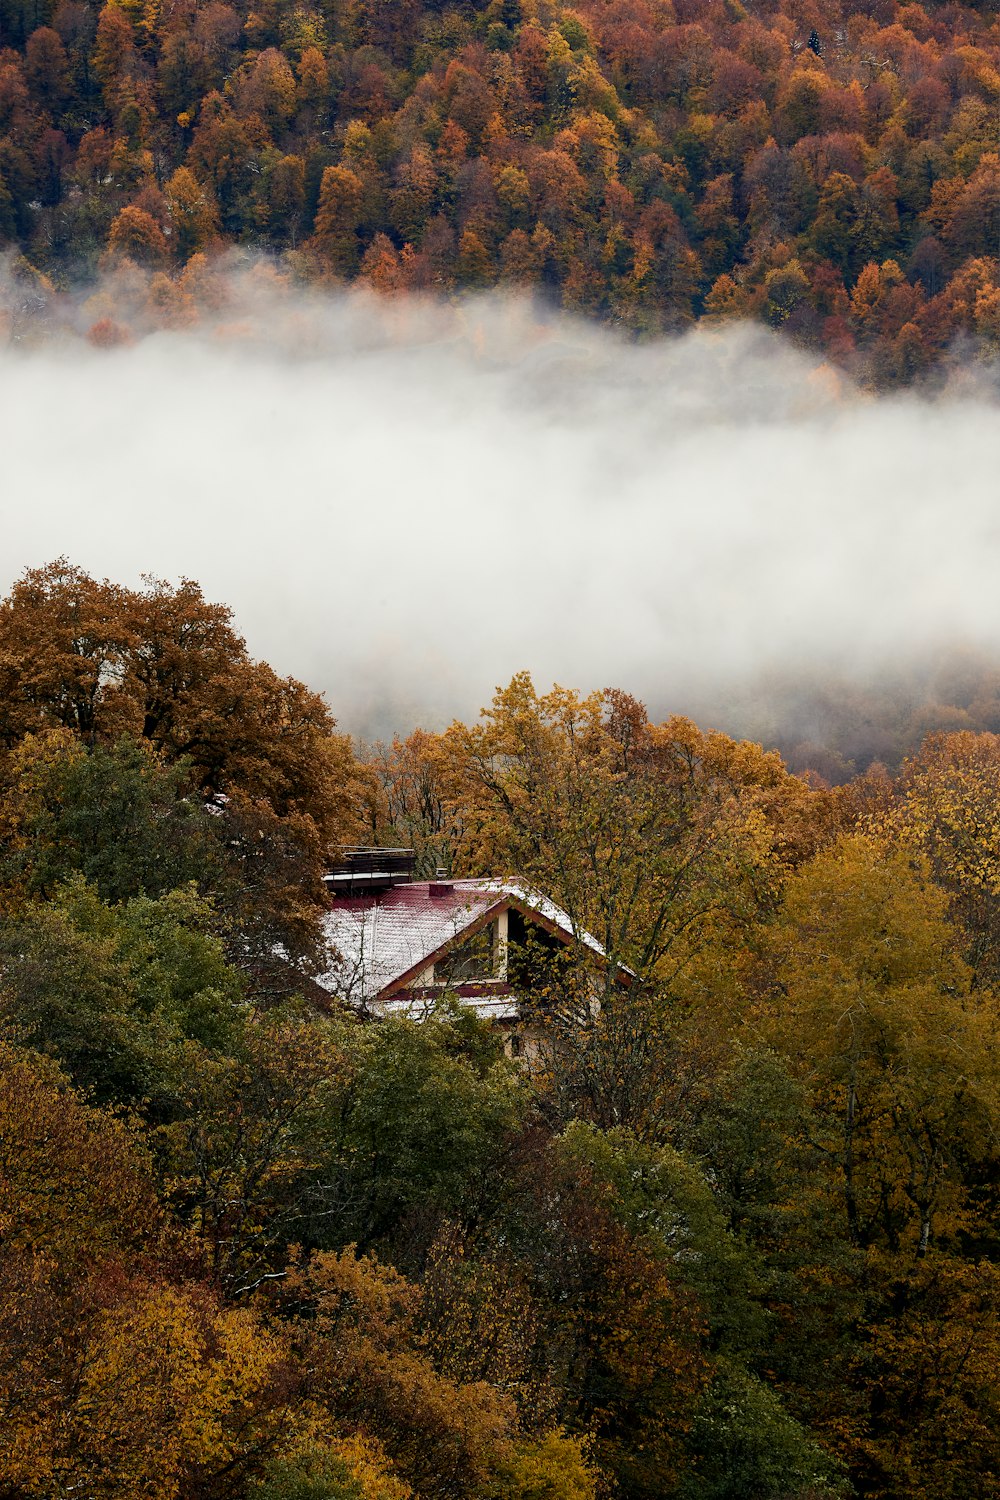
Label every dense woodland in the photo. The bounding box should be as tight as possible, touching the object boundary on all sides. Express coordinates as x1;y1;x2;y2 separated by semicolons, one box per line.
0;0;997;381
741;652;1000;783
5;560;1000;1498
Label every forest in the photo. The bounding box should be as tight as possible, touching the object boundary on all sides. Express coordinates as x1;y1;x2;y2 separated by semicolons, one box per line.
4;558;1000;1499
0;0;997;385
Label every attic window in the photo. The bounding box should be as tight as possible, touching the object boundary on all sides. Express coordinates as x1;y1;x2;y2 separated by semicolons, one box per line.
436;921;500;985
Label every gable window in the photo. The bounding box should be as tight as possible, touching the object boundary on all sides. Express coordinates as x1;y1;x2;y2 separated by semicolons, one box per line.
435;921;501;985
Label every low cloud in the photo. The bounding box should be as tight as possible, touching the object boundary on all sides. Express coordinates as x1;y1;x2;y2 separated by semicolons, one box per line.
3;260;999;741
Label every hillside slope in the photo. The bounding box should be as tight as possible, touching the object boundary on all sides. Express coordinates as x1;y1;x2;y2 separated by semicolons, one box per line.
0;0;998;379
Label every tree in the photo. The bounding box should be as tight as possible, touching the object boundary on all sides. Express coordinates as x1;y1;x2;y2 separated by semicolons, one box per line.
251;1438;413;1500
456;227;492;284
0;559;133;746
677;1360;847;1500
762;258;810;326
874;731;1000;983
0;877;245;1111
60;1280;287;1500
0;563;365;848
165;165;219;258
0;730;218;901
0;562;370;1000
445;676;830;1129
158;1013;349;1292
312;164;365;274
0;1039;161;1269
674;1044;866;1424
236;47;298;134
0;729;340;998
0;1041;160;1492
360;729;465;877
557;1122;766;1358
24;26;69;105
330;1010;525;1251
851;1256;1000;1499
499;1129;710;1497
485;1431;597;1500
187;95;258;230
279;1247;521;1498
266;153;306;243
810;172;858;271
297;47;329;122
107;201;170;263
760;833;1000;1258
93;2;135;99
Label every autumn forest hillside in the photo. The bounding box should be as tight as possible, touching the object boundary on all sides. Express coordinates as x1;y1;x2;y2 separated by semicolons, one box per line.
0;0;998;383
7;560;1000;1500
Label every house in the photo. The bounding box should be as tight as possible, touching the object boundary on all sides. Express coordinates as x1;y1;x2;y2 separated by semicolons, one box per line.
317;848;622;1046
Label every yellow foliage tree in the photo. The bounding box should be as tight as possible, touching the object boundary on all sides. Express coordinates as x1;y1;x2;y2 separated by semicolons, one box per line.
760;833;1000;1256
282;1246;523;1496
68;1282;286;1499
487;1429;597;1500
872;730;1000;981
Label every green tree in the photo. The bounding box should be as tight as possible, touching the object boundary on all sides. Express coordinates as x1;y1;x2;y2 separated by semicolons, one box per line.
0;731;218;901
332;1009;525;1250
677;1361;847;1500
159;1012;349;1291
0;876;244;1111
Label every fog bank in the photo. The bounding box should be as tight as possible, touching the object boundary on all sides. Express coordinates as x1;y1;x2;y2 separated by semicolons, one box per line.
3;269;999;739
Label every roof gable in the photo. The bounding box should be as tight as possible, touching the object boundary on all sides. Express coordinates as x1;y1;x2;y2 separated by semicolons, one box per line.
319;878;609;1008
